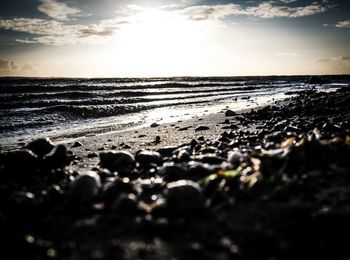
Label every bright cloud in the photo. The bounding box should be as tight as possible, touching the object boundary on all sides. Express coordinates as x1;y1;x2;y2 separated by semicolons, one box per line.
183;2;328;20
0;18;122;45
0;1;332;46
38;0;82;21
336;20;350;28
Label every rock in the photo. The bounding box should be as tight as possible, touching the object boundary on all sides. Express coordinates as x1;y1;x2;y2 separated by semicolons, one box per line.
177;149;190;161
195;154;226;165
99;151;135;172
45;144;69;168
157;146;178;157
135;150;162;167
70;171;101;205
26;138;55;157
87;152;98;158
150;122;159;128
225;109;236;117
1;149;38;172
111;193;138;214
72;141;83;148
188;161;213;179
159;164;188;182
103;178;140;209
155;136;161;143
165;180;204;213
195;126;210;131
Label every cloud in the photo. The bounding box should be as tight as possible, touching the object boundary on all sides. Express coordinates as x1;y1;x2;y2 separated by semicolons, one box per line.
279;0;297;3
38;0;82;21
182;4;242;21
336;20;350;28
182;2;328;20
0;2;330;46
317;56;350;65
0;18;122;45
0;59;33;71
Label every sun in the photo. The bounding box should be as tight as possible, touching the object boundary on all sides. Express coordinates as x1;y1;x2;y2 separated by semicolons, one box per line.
106;7;205;77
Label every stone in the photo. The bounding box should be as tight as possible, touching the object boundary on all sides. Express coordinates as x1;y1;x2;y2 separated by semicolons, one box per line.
150;122;159;128
99;151;135;172
225;109;236;117
195;126;210;131
70;171;101;205
26;138;55;157
72;141;83;148
135;150;162;167
165;180;204;213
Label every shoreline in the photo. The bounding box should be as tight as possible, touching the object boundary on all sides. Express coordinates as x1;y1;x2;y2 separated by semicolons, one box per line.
1;87;350;259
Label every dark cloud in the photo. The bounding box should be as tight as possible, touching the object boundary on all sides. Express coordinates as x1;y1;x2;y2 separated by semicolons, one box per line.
0;59;32;71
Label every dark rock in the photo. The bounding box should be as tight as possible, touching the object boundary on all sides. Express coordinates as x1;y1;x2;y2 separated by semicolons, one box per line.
195;154;226;165
150;122;159;128
177;149;190;161
44;144;69;168
88;152;98;158
103;178;140;209
165;180;204;213
225;109;236;117
110;193;138;214
155;136;161;143
1;149;38;172
72;141;83;148
157;146;178;157
99;151;135;172
26;138;55;157
159;164;188;182
135;150;162;167
69;171;101;205
195;126;210;131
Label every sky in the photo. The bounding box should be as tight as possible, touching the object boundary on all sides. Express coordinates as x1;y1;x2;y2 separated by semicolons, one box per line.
0;0;349;77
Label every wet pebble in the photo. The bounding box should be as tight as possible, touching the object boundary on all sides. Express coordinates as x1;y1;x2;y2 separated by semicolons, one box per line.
150;123;159;128
157;146;178;157
99;151;135;172
72;141;83;148
165;180;204;213
195;126;210;131
159;164;188;182
70;171;101;205
135;150;163;167
225;110;236;117
26;138;55;157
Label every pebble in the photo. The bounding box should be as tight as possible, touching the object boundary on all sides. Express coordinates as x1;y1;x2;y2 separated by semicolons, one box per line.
70;171;101;205
135;150;162;167
72;141;83;148
165;180;204;213
26;138;55;157
159;164;188;182
103;178;140;209
99;151;135;172
157;146;178;157
44;144;69;168
225;109;236;117
195;126;210;131
150;123;159;128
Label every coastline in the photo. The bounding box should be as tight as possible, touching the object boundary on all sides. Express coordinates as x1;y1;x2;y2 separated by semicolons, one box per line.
1;87;350;259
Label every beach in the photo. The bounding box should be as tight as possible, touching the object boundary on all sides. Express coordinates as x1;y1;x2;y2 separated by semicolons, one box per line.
1;84;350;259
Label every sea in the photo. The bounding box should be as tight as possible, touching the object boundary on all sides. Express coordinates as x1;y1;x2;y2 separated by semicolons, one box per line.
1;75;349;149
